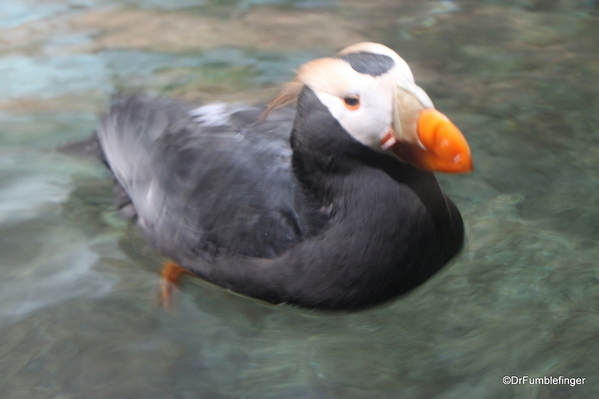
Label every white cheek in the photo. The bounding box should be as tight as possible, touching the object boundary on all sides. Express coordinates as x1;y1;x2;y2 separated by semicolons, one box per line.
315;92;392;149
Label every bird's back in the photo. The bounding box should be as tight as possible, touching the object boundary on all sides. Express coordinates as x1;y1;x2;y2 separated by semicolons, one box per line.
97;94;306;260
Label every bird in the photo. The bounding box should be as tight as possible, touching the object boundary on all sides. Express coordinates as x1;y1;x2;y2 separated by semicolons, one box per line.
69;42;472;310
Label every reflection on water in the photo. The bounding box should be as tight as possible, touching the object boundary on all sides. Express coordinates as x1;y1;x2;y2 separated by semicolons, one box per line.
0;0;598;397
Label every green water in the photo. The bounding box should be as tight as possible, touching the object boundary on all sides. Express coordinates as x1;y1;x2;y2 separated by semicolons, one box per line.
0;0;598;397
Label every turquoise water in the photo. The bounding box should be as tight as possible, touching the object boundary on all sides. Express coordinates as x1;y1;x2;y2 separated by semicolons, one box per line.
1;0;598;397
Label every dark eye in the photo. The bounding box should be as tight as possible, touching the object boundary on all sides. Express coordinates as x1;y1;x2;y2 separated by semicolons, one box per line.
343;96;360;110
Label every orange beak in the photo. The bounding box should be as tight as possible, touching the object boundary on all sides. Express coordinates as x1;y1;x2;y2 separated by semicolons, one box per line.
386;109;473;173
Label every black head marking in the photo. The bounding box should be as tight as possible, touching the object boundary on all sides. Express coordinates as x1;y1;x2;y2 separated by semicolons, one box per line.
338;52;395;77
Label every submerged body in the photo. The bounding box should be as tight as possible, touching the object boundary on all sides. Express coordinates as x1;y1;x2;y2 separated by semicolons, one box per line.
82;43;470;309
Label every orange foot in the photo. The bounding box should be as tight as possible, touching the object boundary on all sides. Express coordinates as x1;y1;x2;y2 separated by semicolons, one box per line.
160;261;192;309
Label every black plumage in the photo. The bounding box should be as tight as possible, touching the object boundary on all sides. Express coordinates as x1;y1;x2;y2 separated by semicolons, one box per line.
81;84;464;310
338;52;395;77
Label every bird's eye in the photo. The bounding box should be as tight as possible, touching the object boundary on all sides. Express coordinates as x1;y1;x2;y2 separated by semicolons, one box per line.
343;96;360;111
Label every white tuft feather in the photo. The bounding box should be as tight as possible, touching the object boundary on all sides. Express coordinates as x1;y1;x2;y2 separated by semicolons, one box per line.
190;103;239;127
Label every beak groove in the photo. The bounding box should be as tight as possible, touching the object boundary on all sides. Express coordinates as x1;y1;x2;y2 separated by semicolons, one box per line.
383;107;473;174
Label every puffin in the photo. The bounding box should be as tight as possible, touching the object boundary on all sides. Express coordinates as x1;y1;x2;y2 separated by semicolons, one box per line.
74;42;472;310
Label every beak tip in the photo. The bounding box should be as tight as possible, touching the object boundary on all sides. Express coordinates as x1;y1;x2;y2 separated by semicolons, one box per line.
458;153;474;173
416;108;473;174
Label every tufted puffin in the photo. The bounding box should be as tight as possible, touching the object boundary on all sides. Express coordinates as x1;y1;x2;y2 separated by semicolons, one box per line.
73;42;472;310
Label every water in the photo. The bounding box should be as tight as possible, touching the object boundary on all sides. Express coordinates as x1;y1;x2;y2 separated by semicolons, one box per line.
1;0;598;397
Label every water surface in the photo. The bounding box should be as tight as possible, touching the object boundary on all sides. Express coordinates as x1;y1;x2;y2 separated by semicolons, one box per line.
1;0;598;398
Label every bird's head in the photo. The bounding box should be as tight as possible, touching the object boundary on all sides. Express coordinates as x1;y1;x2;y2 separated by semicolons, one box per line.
264;42;472;173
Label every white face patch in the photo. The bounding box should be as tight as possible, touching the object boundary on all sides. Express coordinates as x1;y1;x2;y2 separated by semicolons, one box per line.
294;58;397;149
313;72;395;148
264;43;434;151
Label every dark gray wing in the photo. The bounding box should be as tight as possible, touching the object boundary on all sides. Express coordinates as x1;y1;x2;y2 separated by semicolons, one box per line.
97;94;304;259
